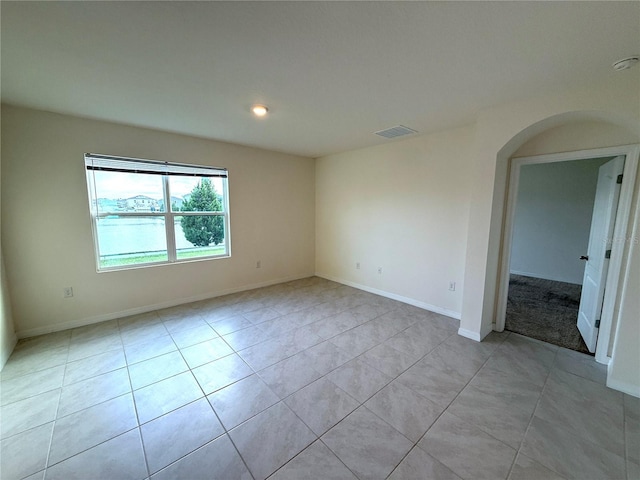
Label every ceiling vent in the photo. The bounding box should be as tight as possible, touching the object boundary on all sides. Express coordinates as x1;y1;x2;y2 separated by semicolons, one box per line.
374;125;418;139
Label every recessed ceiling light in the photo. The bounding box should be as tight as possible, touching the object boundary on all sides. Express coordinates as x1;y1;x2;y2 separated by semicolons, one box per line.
251;105;269;117
612;56;639;71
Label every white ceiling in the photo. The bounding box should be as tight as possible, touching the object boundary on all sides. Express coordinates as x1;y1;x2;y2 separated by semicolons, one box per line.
2;1;639;158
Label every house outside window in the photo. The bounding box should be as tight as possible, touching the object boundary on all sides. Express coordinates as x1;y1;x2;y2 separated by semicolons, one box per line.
84;154;230;271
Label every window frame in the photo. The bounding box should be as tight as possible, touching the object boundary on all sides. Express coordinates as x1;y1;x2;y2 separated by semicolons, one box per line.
84;153;230;272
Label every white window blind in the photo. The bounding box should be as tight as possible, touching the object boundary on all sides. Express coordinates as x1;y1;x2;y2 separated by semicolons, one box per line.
85;153;227;178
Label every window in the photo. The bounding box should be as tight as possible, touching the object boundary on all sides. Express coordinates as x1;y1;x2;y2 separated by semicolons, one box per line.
84;154;229;271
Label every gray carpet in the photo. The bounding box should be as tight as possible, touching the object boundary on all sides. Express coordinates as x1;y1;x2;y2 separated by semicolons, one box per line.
505;274;591;354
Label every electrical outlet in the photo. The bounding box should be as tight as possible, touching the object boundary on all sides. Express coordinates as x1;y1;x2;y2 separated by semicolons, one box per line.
63;287;74;298
256;260;261;269
449;281;456;291
377;267;383;274
356;262;360;270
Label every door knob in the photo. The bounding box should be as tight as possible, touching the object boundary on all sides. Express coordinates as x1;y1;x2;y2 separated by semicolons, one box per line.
580;255;589;261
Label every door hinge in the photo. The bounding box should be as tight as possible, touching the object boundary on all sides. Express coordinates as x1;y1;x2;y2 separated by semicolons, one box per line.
595;319;601;328
617;174;623;184
605;249;612;259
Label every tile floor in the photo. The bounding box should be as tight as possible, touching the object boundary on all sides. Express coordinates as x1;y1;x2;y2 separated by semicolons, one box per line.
0;277;637;480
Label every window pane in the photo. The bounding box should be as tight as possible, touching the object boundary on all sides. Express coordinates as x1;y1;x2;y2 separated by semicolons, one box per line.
96;216;168;268
169;177;224;212
175;215;226;260
91;171;165;214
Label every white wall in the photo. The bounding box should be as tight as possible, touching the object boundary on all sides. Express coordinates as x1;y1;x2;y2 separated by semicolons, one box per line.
510;157;610;284
1;105;316;337
515;121;639;158
506;118;640;396
316;125;474;317
483;105;640;395
460;73;640;342
608;199;640;396
1;253;17;369
512;121;640;366
315;73;640;396
0;103;18;368
3;78;639;394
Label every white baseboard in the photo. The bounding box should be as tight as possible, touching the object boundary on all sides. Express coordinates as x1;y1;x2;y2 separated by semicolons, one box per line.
606;364;640;398
458;328;482;342
315;273;461;320
606;377;640;398
480;321;494;340
461;315;495;342
1;333;18;372
16;272;314;339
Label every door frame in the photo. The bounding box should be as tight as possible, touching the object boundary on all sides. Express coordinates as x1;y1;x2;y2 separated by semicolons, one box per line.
495;144;640;364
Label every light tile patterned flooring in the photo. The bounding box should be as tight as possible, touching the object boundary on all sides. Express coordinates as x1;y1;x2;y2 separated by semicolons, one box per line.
1;277;638;480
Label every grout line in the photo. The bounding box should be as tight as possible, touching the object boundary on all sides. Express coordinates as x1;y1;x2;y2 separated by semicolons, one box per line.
276;318;462;478
1;278;336;478
319;437;362;479
506;345;562;480
202;295;409;478
42;416;57;477
4;277;600;480
138;324;254;479
45;425;140;470
120;324;152;480
201;387;257;480
397;335;511;474
622;395;628;480
134;426;151;480
224;430;257;480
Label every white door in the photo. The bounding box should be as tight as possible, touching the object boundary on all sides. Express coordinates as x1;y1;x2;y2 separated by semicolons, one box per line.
577;156;625;352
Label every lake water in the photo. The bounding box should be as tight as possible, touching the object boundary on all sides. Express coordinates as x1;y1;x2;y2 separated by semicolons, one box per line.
97;216;202;256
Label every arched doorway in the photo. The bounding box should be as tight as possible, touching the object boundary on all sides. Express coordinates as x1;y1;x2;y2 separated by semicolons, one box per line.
490;115;639;365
